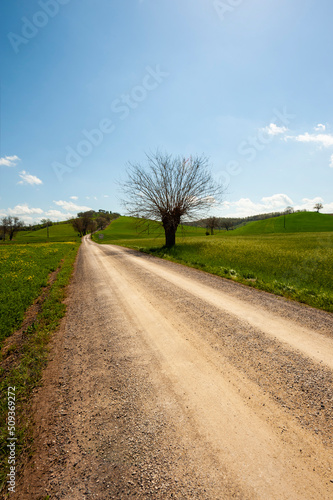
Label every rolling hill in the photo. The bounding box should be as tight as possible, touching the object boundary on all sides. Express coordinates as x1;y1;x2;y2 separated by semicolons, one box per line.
232;211;333;235
14;222;81;243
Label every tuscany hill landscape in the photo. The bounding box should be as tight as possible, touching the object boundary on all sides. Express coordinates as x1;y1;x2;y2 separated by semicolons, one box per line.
4;0;333;496
1;210;333;498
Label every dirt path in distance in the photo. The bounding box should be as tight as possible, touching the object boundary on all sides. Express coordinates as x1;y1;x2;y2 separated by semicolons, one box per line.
12;236;333;499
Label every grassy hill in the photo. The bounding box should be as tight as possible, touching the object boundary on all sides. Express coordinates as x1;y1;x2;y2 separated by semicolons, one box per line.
14;222;81;243
93;212;333;244
92;216;206;245
233;211;333;235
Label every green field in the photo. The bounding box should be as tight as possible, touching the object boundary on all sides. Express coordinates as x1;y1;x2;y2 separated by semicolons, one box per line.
13;222;81;243
0;242;79;345
92;216;206;243
234;211;333;234
93;215;333;312
0;222;81;344
0;239;80;490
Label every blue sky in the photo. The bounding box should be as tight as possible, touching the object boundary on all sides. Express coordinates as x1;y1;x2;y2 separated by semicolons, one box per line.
1;0;333;223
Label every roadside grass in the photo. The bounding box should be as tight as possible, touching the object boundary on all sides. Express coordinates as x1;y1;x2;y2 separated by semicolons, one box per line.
94;216;333;313
0;243;79;346
145;233;333;312
0;242;79;493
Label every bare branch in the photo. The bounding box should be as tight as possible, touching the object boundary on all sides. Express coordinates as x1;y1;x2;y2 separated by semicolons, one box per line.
121;151;224;247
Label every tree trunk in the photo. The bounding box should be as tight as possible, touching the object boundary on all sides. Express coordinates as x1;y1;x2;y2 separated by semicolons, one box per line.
162;212;180;248
164;227;176;248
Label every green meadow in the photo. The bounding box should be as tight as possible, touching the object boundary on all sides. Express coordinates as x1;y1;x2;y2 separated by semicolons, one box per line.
235;211;333;234
0;242;79;346
0;222;81;344
14;222;80;243
0;231;80;488
93;214;333;312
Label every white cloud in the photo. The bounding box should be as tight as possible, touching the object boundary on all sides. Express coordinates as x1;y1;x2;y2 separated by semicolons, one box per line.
70;196;78;200
103;195;109;198
320;202;333;212
220;194;333;217
203;195;218;205
294;197;333;213
222;198;264;217
262;123;288;136
287;132;333;148
285;126;333;169
295;197;324;212
231;198;260;210
18;170;43;186
45;209;73;221
261;193;293;208
7;204;44;216
53;200;92;212
221;193;294;217
22;216;35;223
0;155;20;167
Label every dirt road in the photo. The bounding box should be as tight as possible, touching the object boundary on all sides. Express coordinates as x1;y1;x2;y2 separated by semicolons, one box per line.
15;236;333;498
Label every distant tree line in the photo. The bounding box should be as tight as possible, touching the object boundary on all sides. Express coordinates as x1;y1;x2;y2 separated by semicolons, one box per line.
19;218;55;232
0;209;120;241
190;208;301;232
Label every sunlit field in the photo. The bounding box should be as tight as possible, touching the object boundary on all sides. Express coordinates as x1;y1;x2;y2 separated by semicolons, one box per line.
0;242;79;344
93;216;333;312
14;222;80;243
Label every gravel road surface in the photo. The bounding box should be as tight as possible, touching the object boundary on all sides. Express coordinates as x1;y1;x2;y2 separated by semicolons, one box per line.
14;236;333;499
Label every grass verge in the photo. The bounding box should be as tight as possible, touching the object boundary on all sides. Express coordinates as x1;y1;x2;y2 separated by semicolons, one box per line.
0;243;79;494
142;235;333;313
0;243;80;346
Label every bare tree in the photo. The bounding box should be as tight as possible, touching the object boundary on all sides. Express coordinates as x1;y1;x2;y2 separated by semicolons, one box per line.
314;202;323;213
87;219;97;235
206;216;219;235
123;152;223;247
41;218;52;238
1;216;24;241
96;215;110;230
71;212;92;236
71;217;82;236
284;206;294;214
222;220;233;231
0;217;8;240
